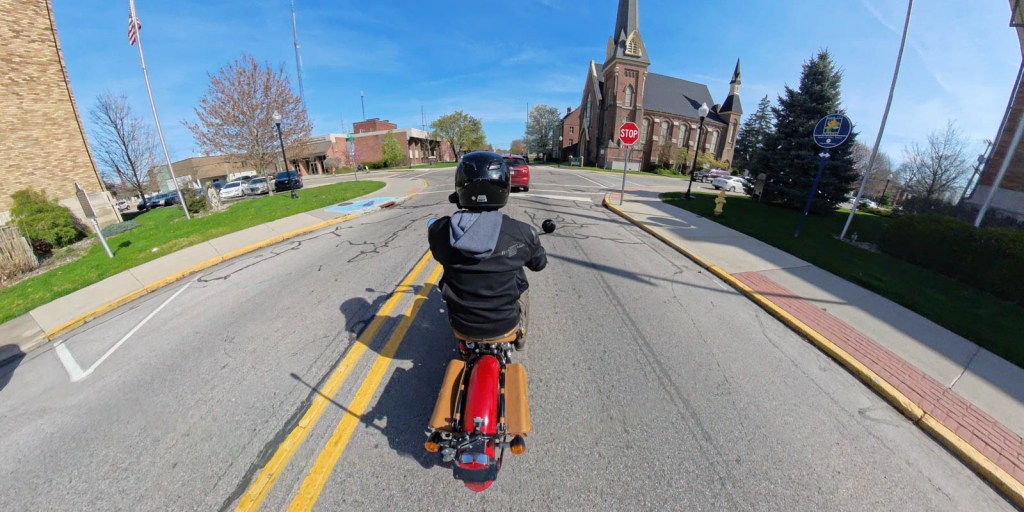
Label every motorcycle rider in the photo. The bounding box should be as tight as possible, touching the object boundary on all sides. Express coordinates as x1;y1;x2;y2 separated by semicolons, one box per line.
428;151;547;347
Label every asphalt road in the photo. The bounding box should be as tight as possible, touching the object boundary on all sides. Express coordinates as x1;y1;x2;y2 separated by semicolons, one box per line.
0;166;1015;511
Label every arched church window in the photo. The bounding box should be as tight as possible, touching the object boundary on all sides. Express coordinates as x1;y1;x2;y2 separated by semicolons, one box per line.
623;85;634;108
708;130;720;151
641;118;650;142
660;121;669;141
677;125;688;148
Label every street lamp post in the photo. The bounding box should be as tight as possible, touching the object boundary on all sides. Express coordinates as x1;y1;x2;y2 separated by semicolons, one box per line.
684;103;710;200
558;135;563;167
273;111;298;199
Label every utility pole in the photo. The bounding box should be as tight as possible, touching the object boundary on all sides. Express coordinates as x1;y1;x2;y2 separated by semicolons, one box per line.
291;0;305;106
360;91;366;120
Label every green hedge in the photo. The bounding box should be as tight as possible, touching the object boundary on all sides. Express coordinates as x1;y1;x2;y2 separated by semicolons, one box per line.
11;189;86;255
879;214;1024;306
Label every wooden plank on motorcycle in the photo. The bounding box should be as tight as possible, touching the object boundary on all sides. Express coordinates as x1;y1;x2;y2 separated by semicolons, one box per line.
429;359;466;432
504;363;531;435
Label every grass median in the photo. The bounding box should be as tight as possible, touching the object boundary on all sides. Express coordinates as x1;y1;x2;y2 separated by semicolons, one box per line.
0;181;385;325
662;191;1024;369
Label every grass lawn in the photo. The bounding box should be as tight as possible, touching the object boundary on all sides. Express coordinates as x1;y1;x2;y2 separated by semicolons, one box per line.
0;181;385;324
662;191;1024;369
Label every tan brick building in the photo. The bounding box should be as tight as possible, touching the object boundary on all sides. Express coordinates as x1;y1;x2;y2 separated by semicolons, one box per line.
0;0;117;226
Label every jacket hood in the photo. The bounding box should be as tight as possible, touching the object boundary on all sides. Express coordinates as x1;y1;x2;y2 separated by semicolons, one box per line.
449;211;503;260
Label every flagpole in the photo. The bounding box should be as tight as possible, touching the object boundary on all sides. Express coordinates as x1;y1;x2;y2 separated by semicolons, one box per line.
129;0;190;220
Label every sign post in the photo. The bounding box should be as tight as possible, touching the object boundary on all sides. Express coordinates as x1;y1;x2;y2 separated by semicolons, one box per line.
76;182;113;259
796;114;852;238
618;122;640;205
346;134;358;181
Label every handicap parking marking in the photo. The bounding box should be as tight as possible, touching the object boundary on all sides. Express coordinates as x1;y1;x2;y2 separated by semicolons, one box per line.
324;197;400;215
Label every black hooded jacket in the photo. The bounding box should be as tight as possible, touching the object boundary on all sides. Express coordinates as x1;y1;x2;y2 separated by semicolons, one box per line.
428;211;547;337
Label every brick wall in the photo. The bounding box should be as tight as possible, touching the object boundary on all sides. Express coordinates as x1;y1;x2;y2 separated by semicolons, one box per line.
354;118;398;133
0;0;107;219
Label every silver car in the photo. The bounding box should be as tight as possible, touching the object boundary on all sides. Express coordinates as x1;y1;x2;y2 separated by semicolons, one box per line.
247;177;270;195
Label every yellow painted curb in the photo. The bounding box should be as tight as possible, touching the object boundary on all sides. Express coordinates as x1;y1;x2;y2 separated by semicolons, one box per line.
604;194;1024;509
39;183;426;342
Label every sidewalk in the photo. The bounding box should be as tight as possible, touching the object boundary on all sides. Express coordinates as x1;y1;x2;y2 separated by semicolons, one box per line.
605;189;1024;507
0;177;424;366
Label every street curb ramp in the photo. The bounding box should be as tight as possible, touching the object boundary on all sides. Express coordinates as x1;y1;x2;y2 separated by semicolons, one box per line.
603;194;1024;509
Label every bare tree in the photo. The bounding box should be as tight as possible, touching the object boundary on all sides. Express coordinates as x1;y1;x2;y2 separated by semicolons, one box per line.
89;92;157;201
184;54;312;179
896;122;971;202
851;141;894;199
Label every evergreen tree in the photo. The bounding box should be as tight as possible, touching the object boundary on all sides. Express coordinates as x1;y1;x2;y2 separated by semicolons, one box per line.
761;50;858;213
733;95;774;175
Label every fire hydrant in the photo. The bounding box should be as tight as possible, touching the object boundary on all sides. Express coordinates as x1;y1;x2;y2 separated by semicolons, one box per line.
714;190;727;216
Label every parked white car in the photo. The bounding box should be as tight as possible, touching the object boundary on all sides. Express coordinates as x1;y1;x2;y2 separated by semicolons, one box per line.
712;176;747;192
219;180;245;199
247;177;270;195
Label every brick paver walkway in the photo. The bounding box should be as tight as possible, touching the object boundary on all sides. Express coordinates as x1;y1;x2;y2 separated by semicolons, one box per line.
734;271;1024;484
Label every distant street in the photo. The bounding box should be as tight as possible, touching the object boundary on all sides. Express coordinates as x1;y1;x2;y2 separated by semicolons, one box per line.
0;166;1014;511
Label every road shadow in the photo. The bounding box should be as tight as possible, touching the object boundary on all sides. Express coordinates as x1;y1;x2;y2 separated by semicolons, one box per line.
302;288;455;469
0;344;26;394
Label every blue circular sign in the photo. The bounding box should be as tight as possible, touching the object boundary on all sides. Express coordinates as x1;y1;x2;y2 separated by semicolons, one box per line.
813;114;852;149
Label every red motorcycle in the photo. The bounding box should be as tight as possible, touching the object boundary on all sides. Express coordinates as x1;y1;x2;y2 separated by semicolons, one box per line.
424;219;555;492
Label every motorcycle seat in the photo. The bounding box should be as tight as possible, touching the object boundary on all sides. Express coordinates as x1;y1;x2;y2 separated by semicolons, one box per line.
453;326;519;344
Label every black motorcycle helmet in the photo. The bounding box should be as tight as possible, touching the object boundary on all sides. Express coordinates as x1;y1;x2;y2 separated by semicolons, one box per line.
452;151;510;211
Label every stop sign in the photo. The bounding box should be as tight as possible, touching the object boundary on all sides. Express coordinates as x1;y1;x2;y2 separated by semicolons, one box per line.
619;122;640;146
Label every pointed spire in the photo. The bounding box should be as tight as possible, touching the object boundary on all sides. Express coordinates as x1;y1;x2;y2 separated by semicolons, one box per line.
614;0;639;44
731;59;741;85
722;59;743;115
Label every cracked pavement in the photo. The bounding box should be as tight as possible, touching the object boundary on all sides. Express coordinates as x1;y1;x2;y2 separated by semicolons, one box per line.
0;167;1015;511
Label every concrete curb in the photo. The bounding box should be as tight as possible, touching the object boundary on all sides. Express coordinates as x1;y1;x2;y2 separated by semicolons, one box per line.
603;194;1024;509
4;181;425;358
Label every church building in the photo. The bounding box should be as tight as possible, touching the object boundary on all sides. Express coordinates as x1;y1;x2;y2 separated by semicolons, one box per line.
563;0;742;172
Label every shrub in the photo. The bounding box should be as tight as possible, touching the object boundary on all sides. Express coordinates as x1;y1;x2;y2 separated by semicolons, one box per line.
10;189;86;255
879;213;1024;306
100;219;140;238
181;187;207;215
362;159;390;170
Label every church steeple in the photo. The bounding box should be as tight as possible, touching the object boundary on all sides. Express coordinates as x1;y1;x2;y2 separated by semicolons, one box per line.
606;0;650;65
721;59;742;115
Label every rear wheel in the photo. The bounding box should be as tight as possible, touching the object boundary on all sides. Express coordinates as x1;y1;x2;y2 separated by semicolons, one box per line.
522;187;529;192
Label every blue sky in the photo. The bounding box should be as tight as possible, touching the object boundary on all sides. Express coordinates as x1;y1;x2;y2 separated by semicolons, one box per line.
55;1;1021;164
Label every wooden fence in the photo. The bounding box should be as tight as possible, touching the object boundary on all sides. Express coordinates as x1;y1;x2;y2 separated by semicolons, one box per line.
0;224;38;285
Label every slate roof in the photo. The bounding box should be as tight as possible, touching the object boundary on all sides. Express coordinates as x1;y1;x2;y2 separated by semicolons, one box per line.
643;73;725;124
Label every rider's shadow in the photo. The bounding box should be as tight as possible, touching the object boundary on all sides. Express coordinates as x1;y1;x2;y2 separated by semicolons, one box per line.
344;287;459;469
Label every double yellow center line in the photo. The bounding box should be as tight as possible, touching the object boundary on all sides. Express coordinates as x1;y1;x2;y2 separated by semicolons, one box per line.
235;250;441;511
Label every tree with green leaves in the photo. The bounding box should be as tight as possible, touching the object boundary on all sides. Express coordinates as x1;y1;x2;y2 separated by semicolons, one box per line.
431;111;486;158
525;105;561;156
761;50;859;213
381;131;404;167
733;95;774;175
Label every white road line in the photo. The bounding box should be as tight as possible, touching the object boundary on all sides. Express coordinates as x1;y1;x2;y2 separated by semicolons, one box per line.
56;280;194;382
569;172;609;188
515;193;592;202
54;341;85;381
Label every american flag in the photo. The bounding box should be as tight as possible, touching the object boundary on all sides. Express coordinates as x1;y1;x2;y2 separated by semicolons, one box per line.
128;14;141;45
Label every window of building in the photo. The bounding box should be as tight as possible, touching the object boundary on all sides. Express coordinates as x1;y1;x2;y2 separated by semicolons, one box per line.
708;130;719;151
641;118;650;142
660;121;669;141
624;85;634;108
570;126;575;135
626;35;640;56
677;125;688;148
727;122;736;146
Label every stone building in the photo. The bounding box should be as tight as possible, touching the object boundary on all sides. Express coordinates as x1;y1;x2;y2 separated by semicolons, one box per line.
0;0;118;226
563;0;742;172
963;0;1024;222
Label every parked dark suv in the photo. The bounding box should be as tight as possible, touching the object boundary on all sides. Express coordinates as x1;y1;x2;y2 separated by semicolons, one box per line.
274;170;303;192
